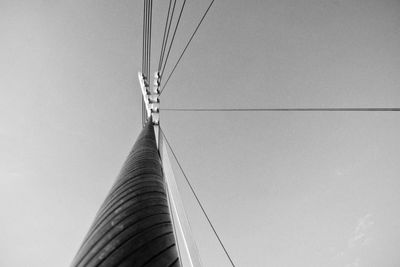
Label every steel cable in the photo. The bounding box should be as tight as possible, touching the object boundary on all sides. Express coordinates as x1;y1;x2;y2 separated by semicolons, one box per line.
160;0;216;95
161;127;236;267
160;0;187;78
158;0;174;71
161;108;400;112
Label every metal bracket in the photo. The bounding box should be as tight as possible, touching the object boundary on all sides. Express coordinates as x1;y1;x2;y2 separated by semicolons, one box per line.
138;71;160;125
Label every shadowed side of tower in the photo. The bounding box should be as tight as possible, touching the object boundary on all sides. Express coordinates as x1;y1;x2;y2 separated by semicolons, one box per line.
71;120;181;267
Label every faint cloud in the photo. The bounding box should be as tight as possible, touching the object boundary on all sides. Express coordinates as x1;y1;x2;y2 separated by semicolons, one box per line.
335;169;344;176
336;251;344;258
333;213;374;262
348;213;374;249
346;258;360;267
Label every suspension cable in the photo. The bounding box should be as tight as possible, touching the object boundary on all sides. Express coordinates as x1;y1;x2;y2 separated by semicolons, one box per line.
160;0;187;78
141;0;153;125
161;107;400;112
160;0;216;95
141;0;149;125
161;128;236;267
158;0;174;71
142;0;147;76
147;0;153;79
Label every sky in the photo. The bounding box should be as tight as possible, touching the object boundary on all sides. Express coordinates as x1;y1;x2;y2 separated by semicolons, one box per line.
1;0;400;266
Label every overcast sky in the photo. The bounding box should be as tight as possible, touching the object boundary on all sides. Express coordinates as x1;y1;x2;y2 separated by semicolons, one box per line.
1;0;400;266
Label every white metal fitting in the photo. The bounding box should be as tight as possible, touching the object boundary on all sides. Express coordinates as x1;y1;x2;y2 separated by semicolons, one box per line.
138;71;160;125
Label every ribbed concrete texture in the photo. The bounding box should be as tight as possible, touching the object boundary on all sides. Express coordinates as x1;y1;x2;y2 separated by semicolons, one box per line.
72;121;181;267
